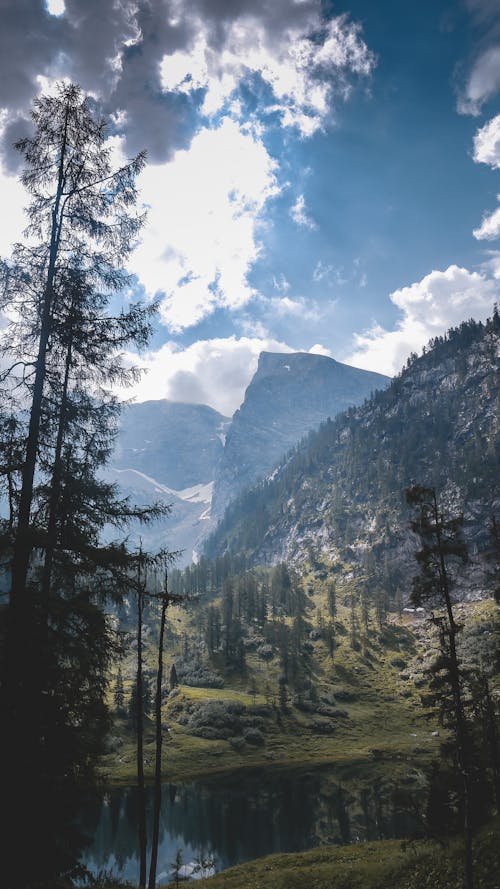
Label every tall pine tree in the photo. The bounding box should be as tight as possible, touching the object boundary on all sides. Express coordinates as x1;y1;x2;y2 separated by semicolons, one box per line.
0;83;165;888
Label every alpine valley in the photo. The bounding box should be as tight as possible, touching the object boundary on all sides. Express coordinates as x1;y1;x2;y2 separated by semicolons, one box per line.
109;352;389;563
91;312;500;889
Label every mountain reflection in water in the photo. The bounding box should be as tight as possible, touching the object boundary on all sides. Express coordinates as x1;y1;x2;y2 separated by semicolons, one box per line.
80;767;424;883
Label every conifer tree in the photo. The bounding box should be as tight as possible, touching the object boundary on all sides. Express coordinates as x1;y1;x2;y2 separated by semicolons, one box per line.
406;485;473;889
0;82;165;888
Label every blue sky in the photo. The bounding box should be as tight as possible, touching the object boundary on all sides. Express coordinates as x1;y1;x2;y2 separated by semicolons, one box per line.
1;0;499;414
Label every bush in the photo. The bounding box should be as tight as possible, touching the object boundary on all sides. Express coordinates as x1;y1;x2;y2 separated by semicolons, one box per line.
185;700;245;740
175;659;224;689
228;736;246;751
334;689;356;702
310;719;336;734
390;657;408;669
243;728;265;746
257;644;274;661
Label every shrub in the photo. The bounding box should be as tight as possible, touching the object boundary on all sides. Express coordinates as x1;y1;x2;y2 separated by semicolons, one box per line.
257;644;274;661
175;660;224;689
243;728;265;746
185;700;245;740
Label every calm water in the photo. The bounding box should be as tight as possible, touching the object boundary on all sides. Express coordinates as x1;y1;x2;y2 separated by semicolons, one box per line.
80;766;424;883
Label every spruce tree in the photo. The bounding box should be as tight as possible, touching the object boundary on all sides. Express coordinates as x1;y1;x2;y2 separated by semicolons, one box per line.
0;82;165;888
406;485;473;889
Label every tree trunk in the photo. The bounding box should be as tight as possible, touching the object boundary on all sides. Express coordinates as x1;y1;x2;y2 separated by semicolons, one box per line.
136;559;147;889
432;490;474;889
10;102;70;609
148;576;169;889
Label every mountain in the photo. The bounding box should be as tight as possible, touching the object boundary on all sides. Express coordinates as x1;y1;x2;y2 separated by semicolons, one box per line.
211;351;389;520
205;314;500;598
113;400;229;489
107;357;388;563
106;400;229;565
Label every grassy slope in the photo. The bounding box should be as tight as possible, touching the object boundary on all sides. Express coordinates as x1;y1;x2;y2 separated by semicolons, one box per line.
100;582;492;784
157;818;500;889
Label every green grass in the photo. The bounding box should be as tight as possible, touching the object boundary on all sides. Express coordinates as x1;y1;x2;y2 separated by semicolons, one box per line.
101;597;498;786
157;818;500;889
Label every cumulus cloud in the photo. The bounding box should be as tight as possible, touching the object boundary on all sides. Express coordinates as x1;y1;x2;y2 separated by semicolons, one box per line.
0;1;374;165
0;158;27;255
160;8;374;137
126;117;279;330
123;335;295;416
290;194;317;229
269;295;322;321
0;1;375;337
473;113;500;168
473;201;500;240
471;115;500;241
308;343;332;357
346;265;499;376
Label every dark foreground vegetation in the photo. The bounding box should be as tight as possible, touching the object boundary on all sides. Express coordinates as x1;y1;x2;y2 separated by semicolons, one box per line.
23;818;500;889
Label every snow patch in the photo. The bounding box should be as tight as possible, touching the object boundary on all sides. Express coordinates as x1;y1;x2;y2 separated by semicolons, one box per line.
107;467;176;497
177;481;213;503
107;470;213;505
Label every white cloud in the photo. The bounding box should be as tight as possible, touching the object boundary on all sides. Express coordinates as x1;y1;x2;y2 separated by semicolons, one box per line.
160;11;375;138
472;116;500;241
270;294;322;321
473;200;500;240
458;45;500;115
309;343;332;357
481;249;500;277
290;194;317;229
272;273;290;294
129;118;279;331
0;163;26;256
346;265;498;376
312;260;346;285
473;113;500;168
45;0;65;17
123;335;295;416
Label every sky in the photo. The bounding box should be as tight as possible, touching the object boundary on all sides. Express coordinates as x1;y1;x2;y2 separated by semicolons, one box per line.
1;0;500;417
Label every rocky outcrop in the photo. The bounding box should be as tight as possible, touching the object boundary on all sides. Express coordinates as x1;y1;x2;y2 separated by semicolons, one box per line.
211;351;389;520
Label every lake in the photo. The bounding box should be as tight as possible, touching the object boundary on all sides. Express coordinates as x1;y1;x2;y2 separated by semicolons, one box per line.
80;764;424;883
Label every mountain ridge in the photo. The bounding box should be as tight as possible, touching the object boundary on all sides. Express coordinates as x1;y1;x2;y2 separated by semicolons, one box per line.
204;313;500;600
211;350;390;521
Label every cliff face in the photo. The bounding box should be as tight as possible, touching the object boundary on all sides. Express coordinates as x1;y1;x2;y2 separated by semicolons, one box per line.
114;400;229;490
205;317;500;599
211;351;389;520
106;400;229;565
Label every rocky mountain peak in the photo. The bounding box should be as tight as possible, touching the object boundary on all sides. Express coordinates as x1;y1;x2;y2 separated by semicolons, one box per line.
211;351;390;520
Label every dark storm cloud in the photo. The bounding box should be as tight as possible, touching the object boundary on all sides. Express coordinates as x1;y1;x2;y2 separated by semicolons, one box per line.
0;0;196;163
0;0;371;164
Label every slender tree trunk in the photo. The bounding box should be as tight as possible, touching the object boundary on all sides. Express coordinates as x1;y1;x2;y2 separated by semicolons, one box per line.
432;491;474;889
148;574;169;889
40;320;74;605
10;103;70;608
136;557;147;889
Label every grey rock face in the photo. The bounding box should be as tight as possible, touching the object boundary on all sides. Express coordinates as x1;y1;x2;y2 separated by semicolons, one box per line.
211;351;389;519
108;400;229;565
114;400;229;490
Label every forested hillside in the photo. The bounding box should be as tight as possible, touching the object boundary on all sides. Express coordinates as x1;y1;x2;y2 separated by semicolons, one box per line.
205;313;500;601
